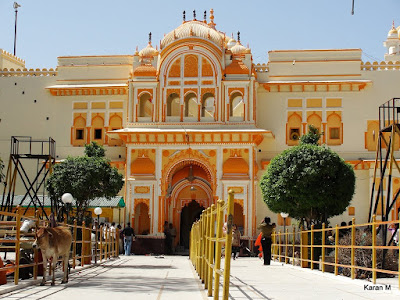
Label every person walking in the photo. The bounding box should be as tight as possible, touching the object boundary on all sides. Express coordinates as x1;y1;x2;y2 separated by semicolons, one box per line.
257;217;276;265
232;224;241;260
122;222;135;256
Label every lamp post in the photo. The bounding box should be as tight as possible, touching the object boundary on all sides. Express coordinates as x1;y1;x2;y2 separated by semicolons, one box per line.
280;212;289;233
13;2;21;56
94;207;102;263
61;193;73;224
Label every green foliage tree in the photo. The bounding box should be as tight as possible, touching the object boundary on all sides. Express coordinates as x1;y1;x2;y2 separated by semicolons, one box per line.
260;125;355;228
46;142;123;224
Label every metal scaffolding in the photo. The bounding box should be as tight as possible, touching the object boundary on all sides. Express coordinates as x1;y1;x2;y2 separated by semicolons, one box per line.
1;136;56;220
369;98;400;246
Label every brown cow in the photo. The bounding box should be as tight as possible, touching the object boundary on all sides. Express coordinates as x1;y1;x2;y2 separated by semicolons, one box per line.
32;227;72;286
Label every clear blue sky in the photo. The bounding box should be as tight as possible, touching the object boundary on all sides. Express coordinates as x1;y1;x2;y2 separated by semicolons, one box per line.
0;0;399;68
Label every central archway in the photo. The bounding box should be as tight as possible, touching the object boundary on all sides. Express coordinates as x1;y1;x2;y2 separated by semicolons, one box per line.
165;156;214;251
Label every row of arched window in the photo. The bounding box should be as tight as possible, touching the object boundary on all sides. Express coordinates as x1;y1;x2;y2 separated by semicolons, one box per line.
136;92;245;121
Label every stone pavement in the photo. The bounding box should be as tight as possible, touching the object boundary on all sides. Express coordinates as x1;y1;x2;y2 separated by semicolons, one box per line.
0;255;399;300
228;257;400;300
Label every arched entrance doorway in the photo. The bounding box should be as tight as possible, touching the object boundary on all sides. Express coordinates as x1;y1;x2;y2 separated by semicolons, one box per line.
180;200;204;248
165;156;215;251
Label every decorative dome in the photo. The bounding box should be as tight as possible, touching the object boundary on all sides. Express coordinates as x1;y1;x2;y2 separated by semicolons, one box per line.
133;64;157;77
139;32;159;57
161;20;223;49
139;43;159;57
225;59;249;75
227;37;236;49
230;41;250;55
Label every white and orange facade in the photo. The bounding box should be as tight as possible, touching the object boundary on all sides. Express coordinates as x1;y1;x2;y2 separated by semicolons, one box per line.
1;11;400;242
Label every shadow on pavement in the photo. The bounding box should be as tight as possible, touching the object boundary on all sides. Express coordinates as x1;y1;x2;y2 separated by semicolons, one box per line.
100;264;176;270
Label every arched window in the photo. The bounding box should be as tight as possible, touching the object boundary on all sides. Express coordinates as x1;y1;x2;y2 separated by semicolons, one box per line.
138;93;152;118
167;93;180;117
230;92;244;120
287;112;302;146
201;93;215;119
327;112;342;146
92;115;104;145
184;92;198;118
72;116;86;146
109;114;123;146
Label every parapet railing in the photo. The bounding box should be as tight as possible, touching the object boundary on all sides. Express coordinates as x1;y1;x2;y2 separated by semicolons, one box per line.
271;216;400;289
361;61;400;71
190;190;235;300
0;207;119;286
254;63;268;73
0;68;57;77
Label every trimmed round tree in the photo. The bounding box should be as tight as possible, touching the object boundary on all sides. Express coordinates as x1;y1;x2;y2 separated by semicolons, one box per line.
46;142;123;224
260;126;355;228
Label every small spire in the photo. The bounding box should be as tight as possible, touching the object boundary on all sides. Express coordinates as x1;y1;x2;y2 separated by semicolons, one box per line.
231;33;234;39
183;10;186;22
209;8;216;28
193;9;196;20
393;20;396;29
148;32;152;44
237;31;240;42
204;10;207;21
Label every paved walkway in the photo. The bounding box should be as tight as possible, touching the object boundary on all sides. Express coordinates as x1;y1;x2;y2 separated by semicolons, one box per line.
228;258;400;300
0;256;399;300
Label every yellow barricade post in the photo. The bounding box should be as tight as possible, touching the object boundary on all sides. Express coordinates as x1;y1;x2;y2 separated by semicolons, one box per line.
213;199;224;299
350;217;356;279
188;191;235;299
222;190;234;300
207;204;215;297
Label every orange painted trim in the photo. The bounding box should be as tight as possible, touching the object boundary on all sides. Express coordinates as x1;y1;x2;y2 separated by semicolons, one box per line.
70;127;73;145
268;49;361;53
56;78;129;82
341;123;344;144
285;123;288;144
86;127;91;144
180;105;184;122
58;55;134;58
269;60;362;63
268;74;362;78
58;64;132;68
364;132;368;149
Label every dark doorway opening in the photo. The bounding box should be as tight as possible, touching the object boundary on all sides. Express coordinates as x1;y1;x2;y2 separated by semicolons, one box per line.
180;200;205;249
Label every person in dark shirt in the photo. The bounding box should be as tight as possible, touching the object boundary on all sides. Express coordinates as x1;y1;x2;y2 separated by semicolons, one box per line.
257;217;276;265
122;222;135;256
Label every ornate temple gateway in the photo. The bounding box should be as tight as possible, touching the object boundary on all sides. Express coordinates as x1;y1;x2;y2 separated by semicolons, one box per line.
1;10;400;246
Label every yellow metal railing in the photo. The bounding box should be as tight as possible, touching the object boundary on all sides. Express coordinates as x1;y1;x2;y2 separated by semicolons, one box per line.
271;216;400;289
0;207;119;286
190;190;235;300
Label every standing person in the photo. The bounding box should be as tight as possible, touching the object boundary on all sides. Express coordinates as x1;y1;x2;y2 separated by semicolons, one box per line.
257;217;276;265
232;224;241;260
117;224;123;254
110;222;116;239
169;223;177;254
122;222;135;256
163;221;172;254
